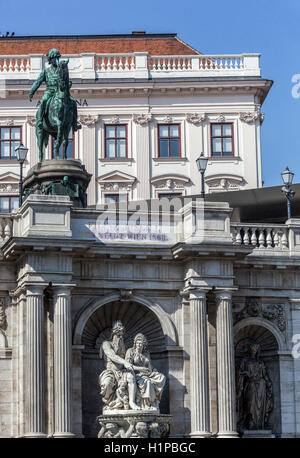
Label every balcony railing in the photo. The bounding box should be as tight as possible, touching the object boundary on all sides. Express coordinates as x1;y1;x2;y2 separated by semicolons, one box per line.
231;223;289;250
0;52;261;81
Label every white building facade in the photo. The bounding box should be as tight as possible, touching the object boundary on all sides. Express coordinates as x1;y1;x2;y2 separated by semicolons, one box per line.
0;32;271;211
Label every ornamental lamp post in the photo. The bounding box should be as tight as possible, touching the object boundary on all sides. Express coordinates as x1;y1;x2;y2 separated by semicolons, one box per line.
281;166;295;220
196;153;208;199
15;143;28;208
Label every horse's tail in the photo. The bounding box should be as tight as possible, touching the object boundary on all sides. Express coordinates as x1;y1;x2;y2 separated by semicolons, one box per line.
44;132;49;148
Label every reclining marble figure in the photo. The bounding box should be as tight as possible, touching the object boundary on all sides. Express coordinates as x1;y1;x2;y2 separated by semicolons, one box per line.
99;320;166;412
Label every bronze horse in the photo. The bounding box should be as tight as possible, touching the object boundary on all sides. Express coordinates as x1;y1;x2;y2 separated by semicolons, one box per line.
36;59;78;161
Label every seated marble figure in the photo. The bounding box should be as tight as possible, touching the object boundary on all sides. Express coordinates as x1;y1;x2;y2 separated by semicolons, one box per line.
99;320;166;412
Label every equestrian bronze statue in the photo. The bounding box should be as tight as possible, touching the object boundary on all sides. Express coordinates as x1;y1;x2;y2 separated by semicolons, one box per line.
29;48;81;162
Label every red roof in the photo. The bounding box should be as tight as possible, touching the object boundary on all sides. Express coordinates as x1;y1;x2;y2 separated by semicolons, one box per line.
0;33;201;56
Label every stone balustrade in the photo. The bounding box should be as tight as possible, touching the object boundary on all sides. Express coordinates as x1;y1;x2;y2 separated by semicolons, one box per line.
0;52;261;80
231;223;289;250
0;214;13;245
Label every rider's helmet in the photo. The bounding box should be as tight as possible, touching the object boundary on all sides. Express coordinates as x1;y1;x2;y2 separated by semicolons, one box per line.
46;48;61;63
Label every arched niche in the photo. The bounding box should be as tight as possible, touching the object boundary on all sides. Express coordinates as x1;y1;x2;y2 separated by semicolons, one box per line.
234;320;282;436
76;295;173;438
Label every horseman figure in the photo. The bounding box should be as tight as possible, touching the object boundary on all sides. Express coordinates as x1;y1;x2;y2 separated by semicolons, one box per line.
29;48;81;162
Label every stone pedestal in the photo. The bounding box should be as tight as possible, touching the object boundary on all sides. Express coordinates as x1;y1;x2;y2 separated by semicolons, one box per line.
23;159;91;208
97;412;172;438
243;430;275;438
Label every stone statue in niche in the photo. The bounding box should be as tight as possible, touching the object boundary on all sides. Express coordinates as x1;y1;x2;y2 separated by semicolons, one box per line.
99;320;166;413
236;343;273;430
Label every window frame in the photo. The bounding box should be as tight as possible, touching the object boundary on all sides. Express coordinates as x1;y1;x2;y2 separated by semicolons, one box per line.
157;124;181;158
0;126;22;160
210;122;234;157
0;195;19;213
50;132;75;159
104;193;128;203
104;124;128;159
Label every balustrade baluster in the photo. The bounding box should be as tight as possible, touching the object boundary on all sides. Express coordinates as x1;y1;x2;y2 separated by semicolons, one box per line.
273;230;279;248
281;230;288;249
250;229;257;246
9;59;13;72
258;229;265;248
236;228;242;245
243;227;250;245
124;56;129;71
4;219;12;241
266;228;273;248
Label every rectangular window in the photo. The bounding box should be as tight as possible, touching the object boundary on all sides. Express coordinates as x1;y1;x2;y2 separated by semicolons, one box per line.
0;196;19;213
211;123;234;157
158;193;182;199
104;194;128;203
105;125;127;158
0;127;22;159
158;124;181;157
51;133;74;159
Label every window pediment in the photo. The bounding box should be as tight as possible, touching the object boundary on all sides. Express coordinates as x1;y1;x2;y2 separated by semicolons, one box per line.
205;174;245;192
0;172;20;194
97;170;136;191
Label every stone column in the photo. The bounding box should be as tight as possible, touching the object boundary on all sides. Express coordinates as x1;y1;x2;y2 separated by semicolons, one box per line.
215;290;238;438
189;289;211;438
24;285;47;438
53;287;74;437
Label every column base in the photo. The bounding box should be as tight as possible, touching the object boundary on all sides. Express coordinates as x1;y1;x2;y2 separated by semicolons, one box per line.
24;432;48;438
190;431;211;438
53;432;76;438
217;431;239;438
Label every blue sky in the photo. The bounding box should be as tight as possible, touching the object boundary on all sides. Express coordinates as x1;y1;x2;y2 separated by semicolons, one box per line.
1;0;300;187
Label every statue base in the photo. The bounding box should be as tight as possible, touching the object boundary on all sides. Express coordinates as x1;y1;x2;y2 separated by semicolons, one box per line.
23;159;92;208
97;412;172;438
243;429;275;438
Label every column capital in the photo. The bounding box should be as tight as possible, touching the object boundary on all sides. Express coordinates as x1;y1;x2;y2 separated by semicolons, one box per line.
214;288;238;301
26;284;48;296
181;286;212;300
289;298;300;310
52;284;76;297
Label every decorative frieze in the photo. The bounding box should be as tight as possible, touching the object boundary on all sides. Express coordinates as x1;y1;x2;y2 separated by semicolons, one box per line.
185;113;206;124
162;115;173;123
239;111;264;124
79;114;99;126
206;177;242;192
233;297;286;332
26;116;36;127
153;179;184;191
0;183;19;194
102;182;132;192
109;115;120;124
132;113;152;125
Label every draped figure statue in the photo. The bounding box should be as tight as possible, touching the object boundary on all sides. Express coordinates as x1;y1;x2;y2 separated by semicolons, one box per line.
236;343;273;430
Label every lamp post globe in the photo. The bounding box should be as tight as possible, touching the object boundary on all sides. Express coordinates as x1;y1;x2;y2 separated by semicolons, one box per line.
281;166;295;220
196;153;208;198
